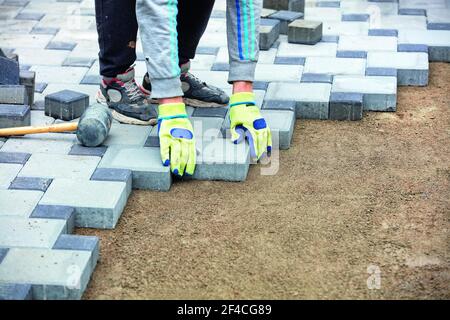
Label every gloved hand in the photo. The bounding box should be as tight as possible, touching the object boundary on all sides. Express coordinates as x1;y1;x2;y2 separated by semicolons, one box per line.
158;102;196;176
229;92;272;160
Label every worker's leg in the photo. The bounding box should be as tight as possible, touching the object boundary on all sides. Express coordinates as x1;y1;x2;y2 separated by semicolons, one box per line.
137;0;183;99
95;0;138;77
177;0;216;65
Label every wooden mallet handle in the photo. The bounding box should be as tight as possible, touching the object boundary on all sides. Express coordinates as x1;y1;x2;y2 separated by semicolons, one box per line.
0;122;79;137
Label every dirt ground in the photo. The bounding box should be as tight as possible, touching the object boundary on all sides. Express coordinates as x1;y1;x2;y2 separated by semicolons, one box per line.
78;63;450;300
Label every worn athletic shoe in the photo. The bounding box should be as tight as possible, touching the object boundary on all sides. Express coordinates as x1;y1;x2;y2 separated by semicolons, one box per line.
96;67;157;125
142;63;229;107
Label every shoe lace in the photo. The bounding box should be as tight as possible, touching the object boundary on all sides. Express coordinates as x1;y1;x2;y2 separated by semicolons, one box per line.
124;79;143;102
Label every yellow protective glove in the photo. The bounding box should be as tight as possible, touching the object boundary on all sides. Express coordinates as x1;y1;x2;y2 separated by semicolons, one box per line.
158;103;196;176
229;92;272;160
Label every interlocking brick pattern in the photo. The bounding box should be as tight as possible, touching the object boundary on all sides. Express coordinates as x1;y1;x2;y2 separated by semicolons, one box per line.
0;0;449;299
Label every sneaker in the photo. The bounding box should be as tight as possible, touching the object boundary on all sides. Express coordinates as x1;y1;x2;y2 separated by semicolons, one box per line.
98;67;157;125
142;71;229;108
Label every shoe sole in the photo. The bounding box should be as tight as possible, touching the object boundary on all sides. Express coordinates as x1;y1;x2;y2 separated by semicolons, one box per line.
183;97;227;108
111;110;157;126
97;90;157;126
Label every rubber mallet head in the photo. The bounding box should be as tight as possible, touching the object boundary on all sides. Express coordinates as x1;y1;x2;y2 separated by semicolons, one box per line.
76;104;113;147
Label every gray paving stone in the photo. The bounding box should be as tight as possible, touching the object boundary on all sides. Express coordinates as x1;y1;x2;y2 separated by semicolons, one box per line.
329;92;363;121
0;189;43;218
265;82;331;119
0;247;91;300
69;144;108;157
19;70;35;106
0;283;32;300
19;153;100;180
0;217;66;249
368;28;398;37
0;163;22;189
34;82;47;93
274;56;305;65
397;43;428;53
46;41;77;51
332;75;397;111
288;19;322;45
192;138;250;182
103;122;151;147
260;110;295;150
99;146;171;191
342;14;369;22
0;151;30;164
260;18;281;50
40;178;128;229
191;107;228;118
336;50;367;59
301;73;333;83
367;51;429;86
53;234;99;273
426;9;450;30
0;56;19;85
398;29;450;62
0;85;28;105
263;0;289;11
365;68;398;77
90;167;132;197
30;204;75;234
262;100;297;114
0;104;30;129
45;90;89;121
253;81;269;90
304;56;366;75
15;12;44;21
269;10;304;34
191;116;225;140
30;26;60;35
9;177;53;192
1;133;77;155
62;57;95;68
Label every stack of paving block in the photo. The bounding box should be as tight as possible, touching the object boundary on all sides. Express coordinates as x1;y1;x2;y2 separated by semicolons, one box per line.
0;49;34;129
260;0;306;49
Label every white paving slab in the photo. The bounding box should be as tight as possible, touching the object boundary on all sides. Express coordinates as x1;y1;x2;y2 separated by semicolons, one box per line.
0;163;22;189
304;57;366;75
1;134;77;155
0;190;43;218
338;35;397;52
277;42;338;58
19;153;100;180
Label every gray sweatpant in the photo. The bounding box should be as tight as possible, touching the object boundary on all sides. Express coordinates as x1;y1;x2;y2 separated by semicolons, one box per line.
136;0;261;99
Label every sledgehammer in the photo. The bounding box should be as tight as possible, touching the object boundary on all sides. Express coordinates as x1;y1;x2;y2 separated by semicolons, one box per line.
0;104;113;147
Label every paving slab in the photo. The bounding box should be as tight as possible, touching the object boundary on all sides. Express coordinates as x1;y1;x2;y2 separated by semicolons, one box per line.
99;146;171;191
332;75;397;111
45;90;89;121
0;151;31;164
0;104;31;129
90;168;132;197
103;122;151;147
288;19;323;45
269;10;304;34
398;29;450;62
304;56;366;75
367;51;429;85
322;21;369;36
338;35;397;52
0;247;91;300
260;110;295;150
0;217;66;249
0;163;22;189
254;63;303;82
53;234;99;273
277;41;337;58
192;137;250;182
426;9;450;30
0;189;43;218
0;85;28;105
9;176;53;192
0;56;20;85
191;116;225;140
40;178;128;229
1;133;77;154
19;153;100;180
265;82;331;119
30;204;75;234
329;92;364;121
260;18;281;50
